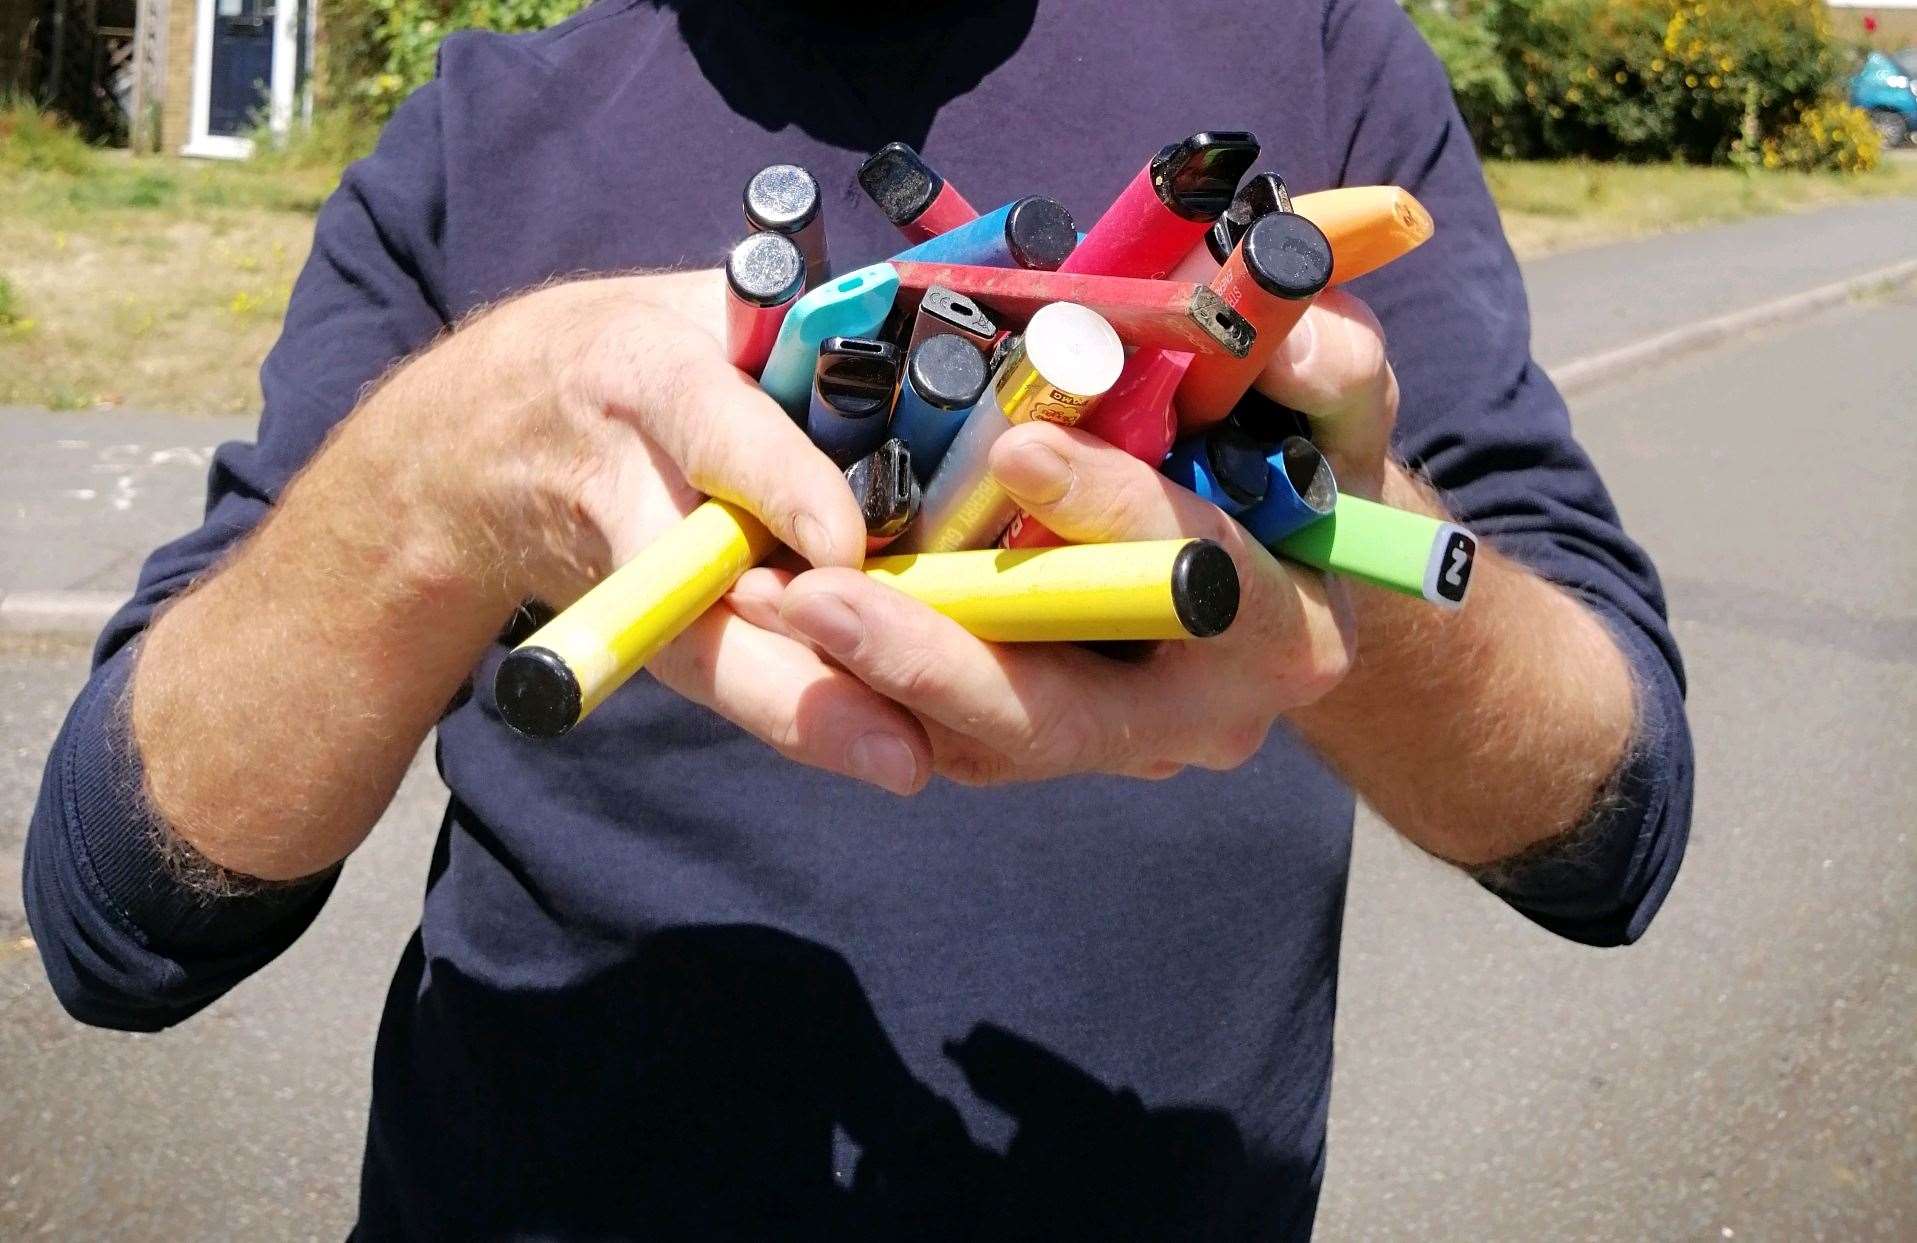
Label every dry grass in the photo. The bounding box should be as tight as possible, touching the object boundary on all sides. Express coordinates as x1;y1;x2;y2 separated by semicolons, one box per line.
0;206;318;413
0;101;336;414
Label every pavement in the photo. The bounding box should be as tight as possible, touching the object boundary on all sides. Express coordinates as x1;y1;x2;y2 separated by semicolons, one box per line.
1524;196;1917;370
1;204;1914;1238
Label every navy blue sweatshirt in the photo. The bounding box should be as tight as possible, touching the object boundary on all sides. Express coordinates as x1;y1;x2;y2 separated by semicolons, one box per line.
25;1;1694;1236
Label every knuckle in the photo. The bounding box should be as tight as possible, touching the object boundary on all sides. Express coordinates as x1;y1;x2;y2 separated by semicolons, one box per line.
884;644;955;705
1201;718;1272;771
1276;624;1353;706
767;708;811;760
1081;479;1151;539
1022;696;1101;771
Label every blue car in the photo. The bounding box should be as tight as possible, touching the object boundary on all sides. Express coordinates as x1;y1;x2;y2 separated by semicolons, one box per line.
1852;49;1917;148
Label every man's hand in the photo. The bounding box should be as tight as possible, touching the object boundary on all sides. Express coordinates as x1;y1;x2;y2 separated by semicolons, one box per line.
764;289;1634;871
764;425;1351;785
133;271;935;882
427;274;935;794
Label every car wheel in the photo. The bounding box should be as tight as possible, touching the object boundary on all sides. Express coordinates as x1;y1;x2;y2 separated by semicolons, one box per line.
1869;109;1911;148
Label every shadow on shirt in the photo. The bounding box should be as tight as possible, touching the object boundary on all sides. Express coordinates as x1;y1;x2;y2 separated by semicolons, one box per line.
660;0;1042;151
365;923;1306;1239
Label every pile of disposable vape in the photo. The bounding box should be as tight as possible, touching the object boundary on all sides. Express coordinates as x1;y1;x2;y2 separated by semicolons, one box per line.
490;133;1478;739
726;133;1473;597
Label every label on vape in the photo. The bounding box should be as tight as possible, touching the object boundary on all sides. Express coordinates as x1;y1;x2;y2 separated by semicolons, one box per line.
1426;527;1477;607
994;350;1096;427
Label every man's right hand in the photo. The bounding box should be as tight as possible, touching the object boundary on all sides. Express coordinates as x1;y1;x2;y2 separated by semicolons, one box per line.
421;273;935;794
134;273;933;883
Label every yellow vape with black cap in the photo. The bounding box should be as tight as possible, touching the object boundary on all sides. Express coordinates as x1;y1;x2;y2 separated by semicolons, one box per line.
864;537;1240;643
494;526;1240;738
494;499;777;740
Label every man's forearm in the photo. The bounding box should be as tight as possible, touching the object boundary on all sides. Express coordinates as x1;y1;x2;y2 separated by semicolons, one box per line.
131;328;527;882
1288;466;1635;866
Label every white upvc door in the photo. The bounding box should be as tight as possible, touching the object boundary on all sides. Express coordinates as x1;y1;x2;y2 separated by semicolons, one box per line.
183;0;299;158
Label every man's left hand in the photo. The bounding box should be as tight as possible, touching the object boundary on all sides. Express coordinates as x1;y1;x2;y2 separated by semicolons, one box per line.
750;292;1396;787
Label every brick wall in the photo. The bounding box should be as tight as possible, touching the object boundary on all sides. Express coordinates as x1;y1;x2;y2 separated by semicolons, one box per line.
160;0;194;153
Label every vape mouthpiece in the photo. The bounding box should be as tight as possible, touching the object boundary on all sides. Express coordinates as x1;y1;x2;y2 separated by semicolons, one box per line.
1151;131;1262;222
859;142;944;225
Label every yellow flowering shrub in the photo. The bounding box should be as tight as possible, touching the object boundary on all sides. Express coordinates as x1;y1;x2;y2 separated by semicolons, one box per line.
1412;0;1862;170
1763;103;1882;173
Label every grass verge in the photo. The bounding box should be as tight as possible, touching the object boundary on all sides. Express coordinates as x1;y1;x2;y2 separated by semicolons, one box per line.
0;99;340;414
1491;156;1917;257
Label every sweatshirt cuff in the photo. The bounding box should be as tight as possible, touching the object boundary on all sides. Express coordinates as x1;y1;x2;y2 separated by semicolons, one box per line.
59;649;336;956
1474;600;1695;947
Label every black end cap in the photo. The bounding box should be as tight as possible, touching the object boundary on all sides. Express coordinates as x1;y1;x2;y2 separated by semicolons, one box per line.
1170;539;1241;638
1228;391;1312;449
1152;131;1262;222
1242;213;1334;301
858;142;941;225
1004;196;1080;271
907;332;990;409
494;647;581;739
919;286;998;340
726;232;806;307
1206;424;1273;508
846;438;920;539
816;336;901;415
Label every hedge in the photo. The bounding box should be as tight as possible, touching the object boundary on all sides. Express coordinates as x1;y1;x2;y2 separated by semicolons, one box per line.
1408;0;1879;172
324;0;591;121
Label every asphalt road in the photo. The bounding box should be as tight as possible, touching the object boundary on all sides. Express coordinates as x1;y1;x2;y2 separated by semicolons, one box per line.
2;292;1913;1238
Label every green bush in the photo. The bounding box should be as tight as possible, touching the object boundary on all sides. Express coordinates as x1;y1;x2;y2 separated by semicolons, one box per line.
1410;0;1879;171
325;0;590;122
1408;3;1518;151
248;105;382;172
0;95;95;174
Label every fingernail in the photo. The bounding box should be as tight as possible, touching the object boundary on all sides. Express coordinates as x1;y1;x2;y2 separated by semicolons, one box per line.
994;441;1073;504
1281;316;1317;368
790;512;833;567
847;732;919;796
785;592;864;656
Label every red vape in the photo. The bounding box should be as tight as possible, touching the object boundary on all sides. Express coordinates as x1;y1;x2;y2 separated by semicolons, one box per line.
1176;212;1333;431
1059;131;1260;279
724;231;807;379
857;142;980;244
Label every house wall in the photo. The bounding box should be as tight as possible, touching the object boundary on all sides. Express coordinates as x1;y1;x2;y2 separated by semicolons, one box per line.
1829;2;1917;48
160;0;194;152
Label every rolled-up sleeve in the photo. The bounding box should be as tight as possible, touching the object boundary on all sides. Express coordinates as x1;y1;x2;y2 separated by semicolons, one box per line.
1321;0;1694;945
23;84;452;1028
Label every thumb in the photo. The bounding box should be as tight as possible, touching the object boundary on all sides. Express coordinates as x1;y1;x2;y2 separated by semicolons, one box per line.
1252;288;1397;470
